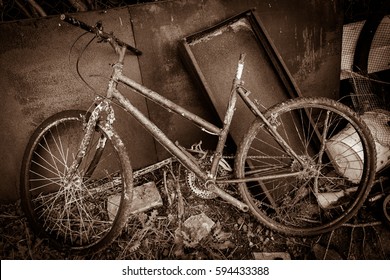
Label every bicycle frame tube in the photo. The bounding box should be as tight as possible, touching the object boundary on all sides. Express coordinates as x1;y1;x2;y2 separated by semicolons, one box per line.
236;86;307;166
111;86;210;181
117;74;221;136
109;56;253;213
106;51;305;185
111;54;246;181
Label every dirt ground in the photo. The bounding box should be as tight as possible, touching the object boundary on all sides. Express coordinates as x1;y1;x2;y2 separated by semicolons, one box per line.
1;162;390;260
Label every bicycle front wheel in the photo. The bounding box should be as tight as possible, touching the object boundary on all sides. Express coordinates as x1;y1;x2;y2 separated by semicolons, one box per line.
20;110;133;254
235;97;376;236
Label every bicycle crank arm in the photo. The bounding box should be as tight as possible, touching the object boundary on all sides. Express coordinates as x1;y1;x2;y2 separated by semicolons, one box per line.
209;184;249;212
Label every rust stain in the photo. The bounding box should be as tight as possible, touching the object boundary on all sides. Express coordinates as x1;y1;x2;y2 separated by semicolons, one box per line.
295;26;324;82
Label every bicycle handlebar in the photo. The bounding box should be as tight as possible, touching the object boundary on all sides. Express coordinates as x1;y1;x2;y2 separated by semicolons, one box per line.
60;14;142;56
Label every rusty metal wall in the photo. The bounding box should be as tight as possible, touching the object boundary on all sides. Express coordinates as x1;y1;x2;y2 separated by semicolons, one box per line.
129;0;343;158
0;0;343;202
0;8;157;202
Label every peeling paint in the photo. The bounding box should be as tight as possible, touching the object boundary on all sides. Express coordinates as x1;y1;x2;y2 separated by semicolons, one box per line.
230;18;252;33
188;28;224;46
189;18;252;46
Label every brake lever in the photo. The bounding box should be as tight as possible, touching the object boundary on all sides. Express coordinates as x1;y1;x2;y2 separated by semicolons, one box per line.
94;20;106;43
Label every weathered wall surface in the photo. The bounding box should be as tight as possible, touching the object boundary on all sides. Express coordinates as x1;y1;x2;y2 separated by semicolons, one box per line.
0;8;156;202
129;0;343;158
0;0;342;202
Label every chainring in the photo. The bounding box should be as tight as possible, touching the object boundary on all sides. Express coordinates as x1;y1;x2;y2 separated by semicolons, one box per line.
185;157;231;199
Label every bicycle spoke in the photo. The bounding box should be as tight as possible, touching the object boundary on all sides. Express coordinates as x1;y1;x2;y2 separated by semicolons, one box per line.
21;111;132;252
236;97;376;236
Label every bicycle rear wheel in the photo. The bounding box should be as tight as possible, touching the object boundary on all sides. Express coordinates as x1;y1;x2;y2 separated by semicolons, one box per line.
20;110;133;254
235;97;376;236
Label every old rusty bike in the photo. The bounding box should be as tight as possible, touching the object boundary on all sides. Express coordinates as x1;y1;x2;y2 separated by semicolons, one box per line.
20;15;377;255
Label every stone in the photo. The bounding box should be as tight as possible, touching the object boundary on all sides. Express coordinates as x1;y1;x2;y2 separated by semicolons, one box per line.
107;181;163;220
182;212;215;244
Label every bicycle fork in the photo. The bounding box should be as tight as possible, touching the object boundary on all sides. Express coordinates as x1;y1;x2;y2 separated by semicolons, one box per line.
64;99;115;184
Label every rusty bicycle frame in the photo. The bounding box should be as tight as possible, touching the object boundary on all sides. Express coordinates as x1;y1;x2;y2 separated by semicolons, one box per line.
80;46;306;212
61;15;305;213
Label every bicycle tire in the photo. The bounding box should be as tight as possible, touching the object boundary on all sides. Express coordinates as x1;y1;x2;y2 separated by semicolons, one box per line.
235;97;376;236
20;110;133;254
383;194;390;227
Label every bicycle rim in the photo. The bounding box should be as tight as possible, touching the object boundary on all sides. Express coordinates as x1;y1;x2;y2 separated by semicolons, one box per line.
20;110;133;254
235;97;376;236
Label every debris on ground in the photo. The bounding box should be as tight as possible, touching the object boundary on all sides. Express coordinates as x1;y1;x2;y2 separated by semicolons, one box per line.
253;252;291;260
129;181;163;214
1;160;390;260
181;212;215;245
107;181;163;219
312;243;343;260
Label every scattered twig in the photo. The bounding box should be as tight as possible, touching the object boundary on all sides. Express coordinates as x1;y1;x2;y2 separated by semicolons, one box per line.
362;227;367;260
0;214;20;219
1;157;389;259
133;158;174;178
323;230;334;260
347;227;355;259
343;221;382;228
175;180;184;223
163;170;172;206
372;226;386;259
227;246;238;259
172;171;185;258
22;220;33;260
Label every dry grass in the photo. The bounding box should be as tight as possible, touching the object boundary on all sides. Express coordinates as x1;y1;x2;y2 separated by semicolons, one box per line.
1;162;390;260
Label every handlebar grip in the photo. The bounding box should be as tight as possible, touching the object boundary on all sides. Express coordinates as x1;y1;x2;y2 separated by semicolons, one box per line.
60;14;95;33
